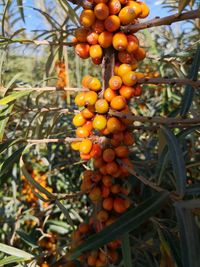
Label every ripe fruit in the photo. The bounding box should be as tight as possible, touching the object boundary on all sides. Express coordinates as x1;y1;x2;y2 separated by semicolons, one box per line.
108;0;121;15
75;92;85;106
79;223;90;233
103;197;113;211
109;76;122;90
89;187;102;202
124;131;134;145
73;113;86;127
104;87;117;102
89;44;103;63
94;3;109;20
93;115;107;130
118;6;136;25
87;255;97;266
104;15;120;32
75;43;90;59
71;141;81;151
102;175;112;187
94;157;105;168
122;71;137;86
88;77;101;91
103;148;115;163
92;19;105;33
138;2;150;18
113;32;128;51
79;139;93;154
82;75;92;88
107;117;122;133
80;10;95;27
118;50;137;64
110;95;126;110
113;197;127;213
95;99;109;114
115;145;129;158
135;47;146;61
75;28;89;42
85;91;98;105
98;31;113;48
87;31;99;45
119;85;134;99
106;161;119;175
117;63;132;77
76;127;90;138
97;210;109;222
90;144;102;158
126;1;142;17
82;106;95;119
127;34;139;53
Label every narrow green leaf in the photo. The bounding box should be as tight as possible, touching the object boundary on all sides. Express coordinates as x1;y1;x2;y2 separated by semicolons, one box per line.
0;243;34;260
122;233;132;267
2;0;11;36
17;0;25;22
16;230;38;249
180;45;200;116
175;200;200;267
0;104;13;141
0;146;26;176
0;256;26;266
161;126;187;196
0;90;32;105
69;192;169;260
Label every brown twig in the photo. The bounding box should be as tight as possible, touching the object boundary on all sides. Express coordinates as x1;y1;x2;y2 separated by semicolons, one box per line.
121;9;200;33
26;136;107;144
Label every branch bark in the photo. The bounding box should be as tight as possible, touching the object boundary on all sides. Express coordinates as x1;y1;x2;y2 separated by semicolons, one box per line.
121;9;200;33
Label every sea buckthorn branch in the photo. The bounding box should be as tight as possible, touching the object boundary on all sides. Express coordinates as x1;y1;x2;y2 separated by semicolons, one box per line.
26;136;107;144
121;9;200;33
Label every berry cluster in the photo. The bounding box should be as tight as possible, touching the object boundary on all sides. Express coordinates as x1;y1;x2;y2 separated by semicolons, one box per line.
70;0;149;266
75;0;149;65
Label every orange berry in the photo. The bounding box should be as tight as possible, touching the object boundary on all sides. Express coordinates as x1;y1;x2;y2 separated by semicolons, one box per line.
87;31;99;45
99;164;108;175
108;250;119;263
71;141;81;151
85;91;98;105
134;72;145;79
91;172;102;182
122;70;137;86
104;15;120;32
117;63;132;77
108;240;121;249
109;76;122;90
97;210;109;222
101;185;110;198
89;44;103;59
82;106;95;119
108;0;121;15
95;259;105;267
102;175;112;187
75;43;90;59
79;223;90;233
88;77;102;91
124;131;134;145
114;62;120;75
126;1;142;17
118;51;137;64
103;148;115;163
94;157;105;168
115;145;129;158
138;2;150;18
135;47;146;61
98;31;113;48
119;6;136;25
84;120;94;132
110;95;126;110
90;144;102;158
105;216;117;226
119;85;134;100
99;251;107;263
80;10;95;27
93;115;107;130
75;28;89;42
111;184;121;194
81;75;92;88
106;161;119;175
113;32;128;51
92;19;105;34
79;139;93;154
103;197;113;211
101;127;110;136
95;99;109;114
113;197;127;213
72;113;86;127
127;34;139;53
107;117;122;133
89;187;101;202
76;127;90;138
103;87;117;102
87;255;97;266
75;92;85;106
94;3;109;20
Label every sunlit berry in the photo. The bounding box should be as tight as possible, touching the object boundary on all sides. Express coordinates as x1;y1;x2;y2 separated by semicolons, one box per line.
75;43;90;59
95;99;109;114
93;115;107;130
72;113;86;127
75;28;89;42
82;106;95;119
119;6;136;25
92;19;105;34
98;31;113;48
87;31;99;45
138;2;150;18
109;76;122;90
126;34;139;53
107;117;122;133
79;139;93;154
108;0;121;15
126;1;142;17
113;32;128;51
94;3;109;20
76;127;90;138
104;15;120;32
103;87;117;102
85;91;98;105
80;10;96;27
88;77;101;91
122;70;137;86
